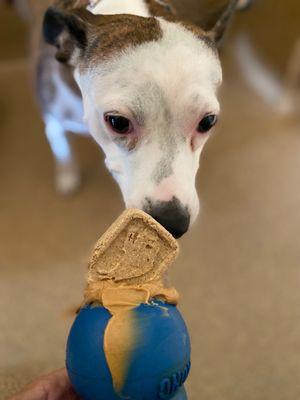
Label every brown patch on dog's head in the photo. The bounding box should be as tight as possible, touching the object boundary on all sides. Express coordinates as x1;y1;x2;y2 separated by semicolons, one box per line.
43;7;162;67
83;14;162;67
43;0;241;71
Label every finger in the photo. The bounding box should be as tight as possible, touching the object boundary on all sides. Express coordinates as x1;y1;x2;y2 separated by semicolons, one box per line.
10;368;80;400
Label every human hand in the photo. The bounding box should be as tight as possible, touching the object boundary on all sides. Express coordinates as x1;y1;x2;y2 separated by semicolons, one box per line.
9;368;80;400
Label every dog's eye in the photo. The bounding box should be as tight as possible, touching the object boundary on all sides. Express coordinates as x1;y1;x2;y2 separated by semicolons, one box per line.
105;115;133;134
197;114;218;133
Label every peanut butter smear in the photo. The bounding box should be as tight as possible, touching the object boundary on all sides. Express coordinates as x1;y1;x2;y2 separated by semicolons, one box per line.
82;209;180;394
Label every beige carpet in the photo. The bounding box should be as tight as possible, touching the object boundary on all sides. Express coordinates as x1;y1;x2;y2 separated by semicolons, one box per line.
1;2;300;400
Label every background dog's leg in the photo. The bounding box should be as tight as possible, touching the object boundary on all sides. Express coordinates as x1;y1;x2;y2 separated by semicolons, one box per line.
44;114;81;195
280;38;300;115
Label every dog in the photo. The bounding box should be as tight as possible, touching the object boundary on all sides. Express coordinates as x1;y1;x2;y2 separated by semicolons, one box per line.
11;0;248;238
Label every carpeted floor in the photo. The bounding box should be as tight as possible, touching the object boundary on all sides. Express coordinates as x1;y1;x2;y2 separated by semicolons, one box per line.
1;2;300;400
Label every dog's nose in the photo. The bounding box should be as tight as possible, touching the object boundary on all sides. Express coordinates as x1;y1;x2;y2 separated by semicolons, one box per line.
145;197;190;238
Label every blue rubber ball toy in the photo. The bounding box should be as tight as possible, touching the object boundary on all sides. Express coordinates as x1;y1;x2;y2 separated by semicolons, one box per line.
66;300;191;400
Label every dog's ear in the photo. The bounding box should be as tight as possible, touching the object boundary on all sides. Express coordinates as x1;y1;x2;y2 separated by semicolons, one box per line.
43;7;95;64
197;0;239;48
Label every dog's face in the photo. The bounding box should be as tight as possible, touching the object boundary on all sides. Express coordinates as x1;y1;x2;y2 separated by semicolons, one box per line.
44;2;237;237
76;21;221;237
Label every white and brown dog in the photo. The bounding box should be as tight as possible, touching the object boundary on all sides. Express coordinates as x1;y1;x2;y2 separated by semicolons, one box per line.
13;0;246;238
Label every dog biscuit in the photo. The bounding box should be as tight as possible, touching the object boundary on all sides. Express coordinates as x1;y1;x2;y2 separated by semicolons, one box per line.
87;208;179;286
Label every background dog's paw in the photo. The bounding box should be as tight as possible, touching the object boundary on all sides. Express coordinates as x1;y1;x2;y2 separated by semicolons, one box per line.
55;165;81;196
237;0;253;10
